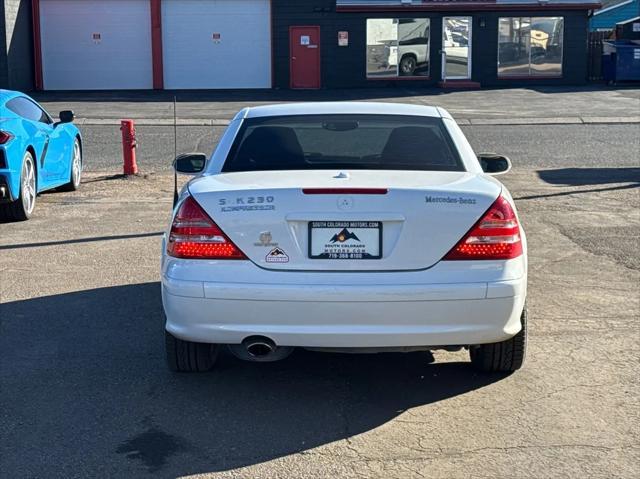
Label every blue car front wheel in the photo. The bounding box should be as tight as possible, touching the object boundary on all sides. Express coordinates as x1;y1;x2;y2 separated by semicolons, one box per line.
0;151;36;222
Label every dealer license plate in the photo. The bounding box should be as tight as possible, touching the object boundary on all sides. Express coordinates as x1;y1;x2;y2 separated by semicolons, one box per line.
309;221;382;259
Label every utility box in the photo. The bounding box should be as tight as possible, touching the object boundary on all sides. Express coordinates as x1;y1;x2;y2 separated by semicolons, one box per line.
602;40;640;82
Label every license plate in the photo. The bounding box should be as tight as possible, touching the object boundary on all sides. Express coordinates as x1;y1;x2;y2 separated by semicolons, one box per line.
309;221;382;259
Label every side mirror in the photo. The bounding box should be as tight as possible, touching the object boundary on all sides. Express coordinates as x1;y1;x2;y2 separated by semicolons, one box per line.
478;153;512;175
58;110;75;124
174;153;207;175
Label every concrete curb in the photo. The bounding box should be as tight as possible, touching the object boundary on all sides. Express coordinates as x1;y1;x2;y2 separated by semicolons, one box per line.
468;117;584;125
581;116;640;124
75;117;640;127
76;118;231;126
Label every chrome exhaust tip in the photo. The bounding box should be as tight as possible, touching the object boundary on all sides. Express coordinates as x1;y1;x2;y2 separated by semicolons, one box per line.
227;336;294;362
245;338;275;358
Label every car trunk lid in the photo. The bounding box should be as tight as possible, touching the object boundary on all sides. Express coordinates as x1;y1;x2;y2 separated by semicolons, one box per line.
188;170;501;271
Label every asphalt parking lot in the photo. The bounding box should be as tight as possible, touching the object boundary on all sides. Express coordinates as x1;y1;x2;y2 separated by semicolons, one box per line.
1;122;639;478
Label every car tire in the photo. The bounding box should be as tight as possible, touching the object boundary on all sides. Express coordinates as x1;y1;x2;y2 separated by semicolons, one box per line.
58;138;82;192
165;330;219;372
0;151;37;222
469;306;527;373
400;55;417;75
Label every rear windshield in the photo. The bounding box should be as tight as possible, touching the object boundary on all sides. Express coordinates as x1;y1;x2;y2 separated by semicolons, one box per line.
222;114;464;173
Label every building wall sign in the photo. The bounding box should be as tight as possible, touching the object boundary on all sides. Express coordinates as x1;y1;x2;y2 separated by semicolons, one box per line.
338;31;349;46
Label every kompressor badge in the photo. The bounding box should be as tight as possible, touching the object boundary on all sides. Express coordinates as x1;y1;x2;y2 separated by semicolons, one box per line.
254;231;278;247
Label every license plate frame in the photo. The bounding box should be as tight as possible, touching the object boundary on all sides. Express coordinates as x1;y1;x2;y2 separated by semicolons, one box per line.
308;221;383;260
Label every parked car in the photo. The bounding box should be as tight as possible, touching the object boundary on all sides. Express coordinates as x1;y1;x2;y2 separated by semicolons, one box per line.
0;90;82;221
163;102;528;374
394;19;430;75
443;28;470;64
391;43;429;75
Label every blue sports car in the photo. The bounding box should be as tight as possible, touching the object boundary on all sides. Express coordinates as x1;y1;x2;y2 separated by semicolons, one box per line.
0;89;82;221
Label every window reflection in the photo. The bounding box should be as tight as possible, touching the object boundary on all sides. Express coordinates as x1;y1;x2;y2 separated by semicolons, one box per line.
498;17;563;77
366;19;398;78
498;17;530;76
367;18;430;78
444;17;470;79
531;17;563;76
398;19;430;76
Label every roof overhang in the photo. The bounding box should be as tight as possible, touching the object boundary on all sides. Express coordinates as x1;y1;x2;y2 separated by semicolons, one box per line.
593;0;633;16
336;0;603;11
616;15;640;23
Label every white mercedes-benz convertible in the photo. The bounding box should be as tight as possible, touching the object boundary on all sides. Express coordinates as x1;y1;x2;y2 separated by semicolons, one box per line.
162;102;527;373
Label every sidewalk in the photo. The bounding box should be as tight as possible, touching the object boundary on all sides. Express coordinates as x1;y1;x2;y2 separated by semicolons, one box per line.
32;85;640;126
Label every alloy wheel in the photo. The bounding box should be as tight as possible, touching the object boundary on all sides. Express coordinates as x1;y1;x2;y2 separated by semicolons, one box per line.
72;140;82;187
22;155;36;215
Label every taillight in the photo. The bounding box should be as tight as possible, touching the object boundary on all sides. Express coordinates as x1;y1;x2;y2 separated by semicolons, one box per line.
167;196;246;259
0;131;14;144
443;195;522;260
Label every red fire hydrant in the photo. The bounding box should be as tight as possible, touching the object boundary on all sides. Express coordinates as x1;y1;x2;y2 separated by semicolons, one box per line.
120;119;138;175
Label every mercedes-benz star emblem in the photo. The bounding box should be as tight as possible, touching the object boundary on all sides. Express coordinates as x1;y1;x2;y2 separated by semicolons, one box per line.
337;197;354;210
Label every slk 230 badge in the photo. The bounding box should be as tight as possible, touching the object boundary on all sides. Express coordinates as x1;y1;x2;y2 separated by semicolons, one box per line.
219;196;275;212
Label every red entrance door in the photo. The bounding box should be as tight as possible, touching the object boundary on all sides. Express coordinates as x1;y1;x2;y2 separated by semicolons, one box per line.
290;26;321;89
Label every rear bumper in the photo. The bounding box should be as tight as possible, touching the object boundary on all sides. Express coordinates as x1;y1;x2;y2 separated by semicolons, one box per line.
162;274;526;348
0;174;14;203
1;142;22;203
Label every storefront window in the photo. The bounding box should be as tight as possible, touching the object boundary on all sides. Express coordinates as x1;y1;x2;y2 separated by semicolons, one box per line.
367;18;430;78
530;17;564;76
498;17;563;77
